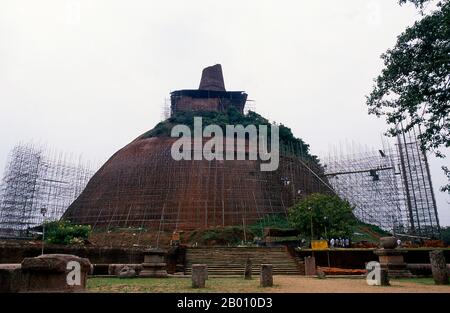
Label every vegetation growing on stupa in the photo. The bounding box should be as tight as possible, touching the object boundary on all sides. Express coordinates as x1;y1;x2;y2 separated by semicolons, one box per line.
143;107;320;164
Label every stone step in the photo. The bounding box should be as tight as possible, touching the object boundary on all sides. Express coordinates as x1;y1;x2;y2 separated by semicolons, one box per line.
186;251;288;254
186;253;288;255
188;258;295;260
187;264;296;266
185;268;299;271
186;256;291;259
187;256;294;258
185;271;300;276
185;247;301;276
185;265;300;269
186;268;298;275
186;252;288;255
187;256;297;258
187;258;293;260
187;254;290;256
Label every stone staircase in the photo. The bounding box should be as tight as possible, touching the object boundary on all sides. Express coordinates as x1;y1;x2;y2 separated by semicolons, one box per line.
185;247;303;275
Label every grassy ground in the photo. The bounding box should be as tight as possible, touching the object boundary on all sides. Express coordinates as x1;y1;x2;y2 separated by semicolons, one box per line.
87;276;450;293
88;277;264;293
396;278;438;285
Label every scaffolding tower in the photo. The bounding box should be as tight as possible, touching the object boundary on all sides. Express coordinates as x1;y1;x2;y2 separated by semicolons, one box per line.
323;128;440;238
0;142;95;238
395;128;440;237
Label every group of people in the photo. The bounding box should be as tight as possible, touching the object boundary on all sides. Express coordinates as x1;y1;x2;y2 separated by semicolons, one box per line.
329;237;350;248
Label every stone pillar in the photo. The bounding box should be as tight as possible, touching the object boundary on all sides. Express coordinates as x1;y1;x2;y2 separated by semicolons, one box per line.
244;258;252;280
140;249;168;278
260;264;273;287
304;256;316;276
429;250;449;285
192;264;207;288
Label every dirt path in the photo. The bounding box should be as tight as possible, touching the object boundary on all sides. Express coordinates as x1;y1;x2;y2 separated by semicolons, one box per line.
271;276;450;293
88;276;450;293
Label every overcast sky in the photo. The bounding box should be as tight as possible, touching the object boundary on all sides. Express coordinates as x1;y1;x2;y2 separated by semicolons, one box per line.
1;0;449;225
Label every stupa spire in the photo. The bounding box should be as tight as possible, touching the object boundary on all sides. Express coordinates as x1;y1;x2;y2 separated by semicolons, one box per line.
199;64;226;91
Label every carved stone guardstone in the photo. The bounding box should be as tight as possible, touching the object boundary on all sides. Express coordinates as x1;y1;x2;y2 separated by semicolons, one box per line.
139;248;168;278
108;264;142;276
374;237;413;279
192;264;207;288
429;250;449;285
118;266;136;278
260;264;273;287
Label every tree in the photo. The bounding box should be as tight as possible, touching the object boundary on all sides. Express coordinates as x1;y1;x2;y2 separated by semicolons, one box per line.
288;193;356;239
441;226;450;244
44;220;91;245
367;0;450;192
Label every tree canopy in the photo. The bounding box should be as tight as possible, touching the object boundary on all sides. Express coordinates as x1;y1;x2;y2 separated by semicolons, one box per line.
367;0;449;192
399;0;439;8
288;193;356;239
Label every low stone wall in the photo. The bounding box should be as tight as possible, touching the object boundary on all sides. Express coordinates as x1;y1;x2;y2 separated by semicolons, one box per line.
0;241;145;264
407;263;450;276
295;248;450;269
3;241;448;274
0;241;185;275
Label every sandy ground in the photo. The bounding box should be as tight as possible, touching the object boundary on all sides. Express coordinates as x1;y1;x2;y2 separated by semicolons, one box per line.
87;276;450;293
271;276;450;293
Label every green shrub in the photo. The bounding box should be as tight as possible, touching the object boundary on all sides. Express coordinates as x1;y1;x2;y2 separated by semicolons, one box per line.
249;214;291;237
44;220;91;245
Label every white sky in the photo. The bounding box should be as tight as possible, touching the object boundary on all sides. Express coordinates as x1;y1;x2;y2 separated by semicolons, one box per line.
1;0;449;225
